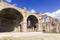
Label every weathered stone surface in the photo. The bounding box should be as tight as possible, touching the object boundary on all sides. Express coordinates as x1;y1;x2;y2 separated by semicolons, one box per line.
0;1;60;32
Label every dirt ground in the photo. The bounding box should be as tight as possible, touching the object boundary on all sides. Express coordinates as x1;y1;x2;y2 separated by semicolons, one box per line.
0;32;60;40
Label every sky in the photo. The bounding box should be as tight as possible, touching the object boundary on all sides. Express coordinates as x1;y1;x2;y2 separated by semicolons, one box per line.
3;0;60;13
2;0;60;21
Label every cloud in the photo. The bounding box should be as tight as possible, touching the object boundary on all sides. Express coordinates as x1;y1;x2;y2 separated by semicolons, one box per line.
6;0;12;3
30;9;35;13
12;4;17;6
5;0;17;6
43;9;60;21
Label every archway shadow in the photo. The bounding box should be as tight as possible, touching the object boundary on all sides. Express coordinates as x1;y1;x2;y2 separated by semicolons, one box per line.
0;8;23;32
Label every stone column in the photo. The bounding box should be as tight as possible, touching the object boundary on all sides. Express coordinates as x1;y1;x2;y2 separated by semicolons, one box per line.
33;27;34;32
22;17;27;32
22;23;27;32
42;15;47;32
17;25;20;32
37;14;42;32
44;17;46;32
46;24;50;32
56;22;59;33
49;17;53;32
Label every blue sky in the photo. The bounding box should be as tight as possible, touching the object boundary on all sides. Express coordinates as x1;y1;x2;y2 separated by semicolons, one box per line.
3;0;60;13
2;0;60;21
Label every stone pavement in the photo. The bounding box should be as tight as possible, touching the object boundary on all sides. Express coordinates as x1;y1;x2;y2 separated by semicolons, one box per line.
0;32;60;40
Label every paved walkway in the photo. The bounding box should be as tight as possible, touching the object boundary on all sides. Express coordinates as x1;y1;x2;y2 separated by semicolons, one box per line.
0;32;43;38
0;32;60;40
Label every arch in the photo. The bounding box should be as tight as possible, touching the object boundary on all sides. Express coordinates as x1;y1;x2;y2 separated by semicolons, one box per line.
46;16;50;22
27;15;38;32
41;15;50;32
0;8;23;32
41;17;44;22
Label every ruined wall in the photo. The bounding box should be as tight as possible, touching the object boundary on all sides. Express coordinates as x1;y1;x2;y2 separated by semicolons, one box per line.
0;2;60;32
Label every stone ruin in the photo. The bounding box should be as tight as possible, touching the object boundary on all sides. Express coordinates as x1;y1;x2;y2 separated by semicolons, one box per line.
0;1;60;33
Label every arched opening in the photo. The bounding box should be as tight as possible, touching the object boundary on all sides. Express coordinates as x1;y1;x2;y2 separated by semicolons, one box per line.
27;15;38;32
41;18;45;32
42;17;50;32
0;8;23;32
46;17;50;32
46;17;50;22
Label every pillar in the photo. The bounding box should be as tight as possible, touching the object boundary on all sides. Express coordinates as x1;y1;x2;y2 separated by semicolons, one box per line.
49;17;53;32
43;15;47;32
56;22;59;33
32;27;34;32
22;23;27;32
17;25;20;32
37;14;42;32
22;17;27;32
37;23;41;32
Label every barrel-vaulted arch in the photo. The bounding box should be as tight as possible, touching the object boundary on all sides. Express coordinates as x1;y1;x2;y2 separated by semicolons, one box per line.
0;8;23;32
27;15;38;32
